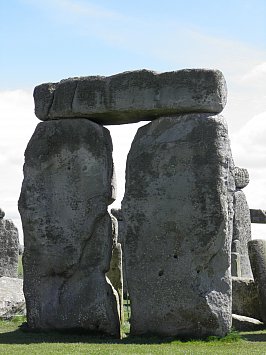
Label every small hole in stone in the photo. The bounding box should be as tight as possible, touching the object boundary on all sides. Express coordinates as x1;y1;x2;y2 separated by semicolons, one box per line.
196;269;200;274
173;254;177;259
158;270;164;276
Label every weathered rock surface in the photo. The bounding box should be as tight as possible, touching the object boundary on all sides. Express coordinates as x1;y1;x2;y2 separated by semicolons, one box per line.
0;211;19;278
234;167;249;189
232;277;261;320
106;214;123;323
250;209;266;224
18;118;120;336
232;190;252;278
122;113;234;337
34;69;227;124
0;277;25;319
232;314;264;331
248;239;266;323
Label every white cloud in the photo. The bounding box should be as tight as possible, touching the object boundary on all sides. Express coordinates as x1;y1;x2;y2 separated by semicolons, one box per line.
231;111;266;240
241;62;266;84
0;90;37;243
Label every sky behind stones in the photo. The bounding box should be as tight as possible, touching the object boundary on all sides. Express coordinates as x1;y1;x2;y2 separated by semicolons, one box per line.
0;0;266;242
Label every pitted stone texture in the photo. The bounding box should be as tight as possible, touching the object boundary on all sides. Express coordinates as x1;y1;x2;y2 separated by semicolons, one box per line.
18;119;120;336
234;167;249;189
233;190;253;278
0;216;19;278
232;277;261;320
248;239;266;323
34;69;227;124
122;113;234;338
0;277;25;318
250;209;266;224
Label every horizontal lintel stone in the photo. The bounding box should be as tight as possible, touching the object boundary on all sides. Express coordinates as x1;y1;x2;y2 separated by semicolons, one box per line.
34;69;227;125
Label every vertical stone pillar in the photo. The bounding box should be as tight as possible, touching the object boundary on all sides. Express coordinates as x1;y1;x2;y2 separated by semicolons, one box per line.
232;167;252;278
107;214;124;323
122;114;235;338
0;208;19;278
248;239;266;322
19;119;120;336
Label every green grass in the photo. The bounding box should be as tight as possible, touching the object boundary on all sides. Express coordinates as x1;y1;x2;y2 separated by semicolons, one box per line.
1;316;266;355
17;255;23;279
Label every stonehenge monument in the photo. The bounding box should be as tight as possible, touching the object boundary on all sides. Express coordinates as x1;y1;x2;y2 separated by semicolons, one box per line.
19;67;260;338
0;208;19;278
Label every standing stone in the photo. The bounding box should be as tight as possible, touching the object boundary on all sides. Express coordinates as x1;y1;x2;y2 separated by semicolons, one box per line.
122;113;234;338
0;209;19;278
232;277;261;320
232;168;252;278
248;239;266;323
18;119;120;336
107;214;124;323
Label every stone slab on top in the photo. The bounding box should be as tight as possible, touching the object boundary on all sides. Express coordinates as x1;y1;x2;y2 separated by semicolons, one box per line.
34;69;227;125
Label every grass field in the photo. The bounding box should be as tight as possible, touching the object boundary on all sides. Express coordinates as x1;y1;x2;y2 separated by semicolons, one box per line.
5;266;266;353
1;316;266;355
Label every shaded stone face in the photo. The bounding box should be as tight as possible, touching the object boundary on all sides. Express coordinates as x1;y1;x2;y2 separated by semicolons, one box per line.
34;69;227;124
122;113;234;338
250;209;266;224
18;118;120;337
248;239;266;323
232;277;261;320
232;190;253;278
0;215;19;278
0;208;5;219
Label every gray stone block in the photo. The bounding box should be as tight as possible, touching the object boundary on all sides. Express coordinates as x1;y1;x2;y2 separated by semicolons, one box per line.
18;119;120;336
234;167;249;189
0;277;25;319
232;314;264;331
122;113;234;338
232;277;261;320
233;190;253;278
250;209;266;224
0;214;19;278
248;239;266;323
34;69;227;124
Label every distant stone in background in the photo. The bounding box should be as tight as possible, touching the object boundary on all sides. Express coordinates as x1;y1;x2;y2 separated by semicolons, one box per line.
232;167;252;278
250;209;266;224
19;119;120;336
122;113;235;338
110;208;128;295
232;314;264;331
232;277;261;320
34;69;227;124
107;214;123;323
0;277;25;319
0;209;19;278
248;239;266;323
234;167;249;189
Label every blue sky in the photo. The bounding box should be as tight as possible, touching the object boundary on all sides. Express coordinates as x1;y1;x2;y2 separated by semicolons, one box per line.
0;0;266;241
1;0;266;88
